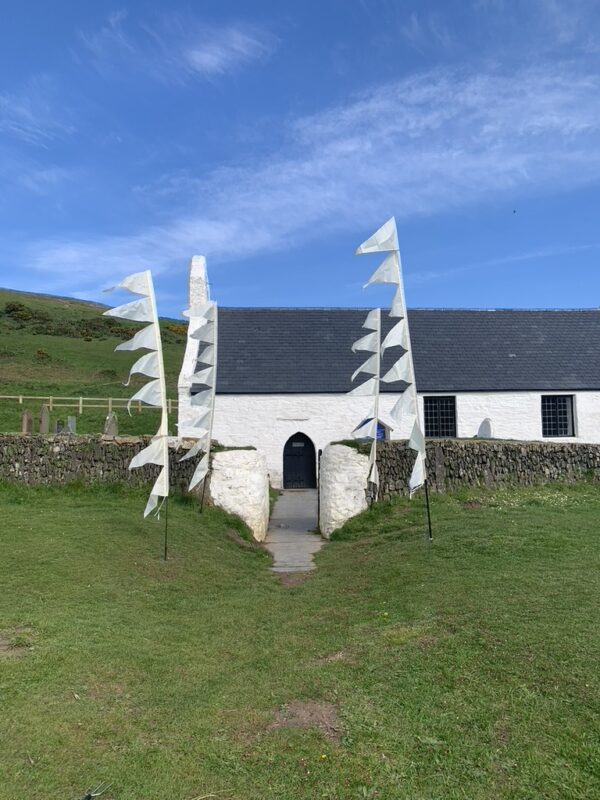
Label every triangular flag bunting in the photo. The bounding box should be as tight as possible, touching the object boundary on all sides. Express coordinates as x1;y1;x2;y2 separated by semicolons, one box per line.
351;331;378;353
381;355;412;384
347;377;378;397
363;252;400;288
351;353;379;382
381;319;409;353
355;217;399;254
115;323;158;353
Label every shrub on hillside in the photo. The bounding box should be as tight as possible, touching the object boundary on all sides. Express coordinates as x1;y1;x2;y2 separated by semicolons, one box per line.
4;302;51;324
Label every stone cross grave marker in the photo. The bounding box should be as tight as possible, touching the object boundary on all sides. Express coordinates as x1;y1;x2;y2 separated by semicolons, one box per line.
67;416;77;434
21;410;33;435
39;404;50;434
103;412;118;437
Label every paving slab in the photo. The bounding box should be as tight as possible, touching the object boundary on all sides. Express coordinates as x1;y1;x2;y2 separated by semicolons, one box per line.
265;489;323;573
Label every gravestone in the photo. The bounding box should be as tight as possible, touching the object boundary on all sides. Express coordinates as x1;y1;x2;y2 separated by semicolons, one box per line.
477;418;493;439
39;404;50;434
67;416;77;434
103;412;118;437
53;419;64;434
21;410;33;435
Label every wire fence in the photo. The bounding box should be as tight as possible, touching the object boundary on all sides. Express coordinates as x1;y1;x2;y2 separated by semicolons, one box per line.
0;394;178;414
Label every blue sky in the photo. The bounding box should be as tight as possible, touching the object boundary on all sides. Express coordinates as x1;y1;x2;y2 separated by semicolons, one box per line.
1;0;599;316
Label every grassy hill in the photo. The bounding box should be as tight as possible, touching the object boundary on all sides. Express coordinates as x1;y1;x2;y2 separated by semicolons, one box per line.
0;288;187;435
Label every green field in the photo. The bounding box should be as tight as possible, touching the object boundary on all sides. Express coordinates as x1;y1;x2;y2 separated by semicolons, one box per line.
0;288;186;435
2;480;599;799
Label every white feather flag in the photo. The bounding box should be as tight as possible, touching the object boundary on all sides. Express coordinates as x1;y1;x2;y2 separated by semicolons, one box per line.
104;269;169;518
348;309;381;499
353;216;427;499
178;263;218;495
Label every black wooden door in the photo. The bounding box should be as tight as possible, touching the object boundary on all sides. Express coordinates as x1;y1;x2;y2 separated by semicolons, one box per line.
283;433;316;489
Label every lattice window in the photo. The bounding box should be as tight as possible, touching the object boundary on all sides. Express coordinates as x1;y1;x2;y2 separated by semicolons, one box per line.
541;395;575;437
424;396;457;438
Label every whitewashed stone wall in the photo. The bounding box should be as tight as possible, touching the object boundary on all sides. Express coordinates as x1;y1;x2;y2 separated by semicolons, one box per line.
210;393;412;487
204;391;600;487
208;449;270;541
318;444;369;538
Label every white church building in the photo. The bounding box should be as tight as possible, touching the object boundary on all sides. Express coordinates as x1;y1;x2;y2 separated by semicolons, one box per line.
178;260;600;488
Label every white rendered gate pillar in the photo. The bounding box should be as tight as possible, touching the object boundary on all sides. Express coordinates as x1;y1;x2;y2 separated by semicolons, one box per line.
177;255;209;437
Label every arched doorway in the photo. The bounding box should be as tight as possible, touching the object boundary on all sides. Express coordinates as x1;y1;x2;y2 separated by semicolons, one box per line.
283;432;317;489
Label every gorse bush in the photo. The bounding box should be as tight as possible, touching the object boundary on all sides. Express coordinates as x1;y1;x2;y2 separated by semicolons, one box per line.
1;302;186;343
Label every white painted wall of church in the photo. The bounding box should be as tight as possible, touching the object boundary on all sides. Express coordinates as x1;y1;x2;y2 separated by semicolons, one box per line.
183;390;600;487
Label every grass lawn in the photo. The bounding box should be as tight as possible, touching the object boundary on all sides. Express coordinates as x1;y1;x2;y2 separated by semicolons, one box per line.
1;481;600;799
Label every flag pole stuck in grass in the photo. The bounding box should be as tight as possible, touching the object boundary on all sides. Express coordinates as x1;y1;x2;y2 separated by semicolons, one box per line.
103;270;171;556
353;217;433;540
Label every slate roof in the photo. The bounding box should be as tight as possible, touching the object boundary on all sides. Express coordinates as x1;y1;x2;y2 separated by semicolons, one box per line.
193;308;600;394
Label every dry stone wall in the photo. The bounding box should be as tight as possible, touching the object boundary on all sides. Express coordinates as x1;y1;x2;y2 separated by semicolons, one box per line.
377;439;600;500
0;434;197;489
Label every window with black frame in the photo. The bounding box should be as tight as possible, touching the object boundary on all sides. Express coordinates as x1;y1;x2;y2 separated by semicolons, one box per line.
424;396;457;438
541;395;575;437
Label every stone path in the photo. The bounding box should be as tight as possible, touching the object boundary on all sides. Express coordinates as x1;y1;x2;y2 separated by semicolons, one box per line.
264;489;323;573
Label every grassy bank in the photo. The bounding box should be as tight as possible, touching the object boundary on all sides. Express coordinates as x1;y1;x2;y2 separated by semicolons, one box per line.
0;289;185;435
1;481;600;798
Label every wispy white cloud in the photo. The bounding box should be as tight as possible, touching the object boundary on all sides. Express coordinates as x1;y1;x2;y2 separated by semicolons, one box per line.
18;166;75;195
79;11;277;83
0;76;74;147
400;11;453;51
26;60;600;291
409;242;600;286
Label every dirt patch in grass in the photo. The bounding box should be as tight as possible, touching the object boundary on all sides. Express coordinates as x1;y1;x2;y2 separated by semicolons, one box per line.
0;626;35;659
463;500;483;509
313;648;353;665
269;700;342;743
277;571;310;588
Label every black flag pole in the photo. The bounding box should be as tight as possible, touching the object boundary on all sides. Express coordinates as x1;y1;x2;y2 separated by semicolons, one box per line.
163;496;169;561
423;478;433;543
200;468;210;514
